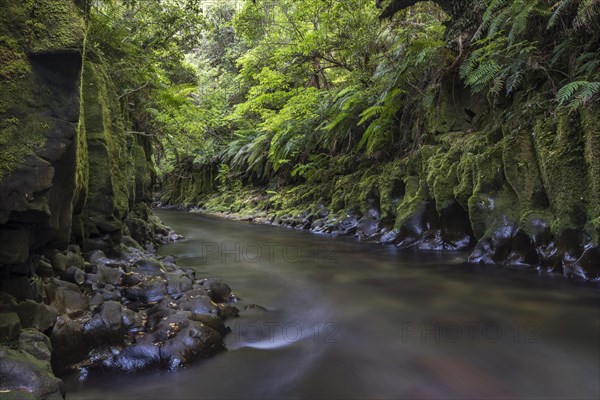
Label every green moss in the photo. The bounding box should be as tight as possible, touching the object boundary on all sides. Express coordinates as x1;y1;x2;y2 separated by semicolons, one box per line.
0;112;48;180
79;57;142;236
25;0;85;53
534;110;587;233
0;0;85;180
581;107;600;244
394;175;429;229
377;160;407;220
0;37;30;81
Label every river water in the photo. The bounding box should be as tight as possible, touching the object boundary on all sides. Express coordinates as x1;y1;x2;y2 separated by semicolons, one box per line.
66;210;600;399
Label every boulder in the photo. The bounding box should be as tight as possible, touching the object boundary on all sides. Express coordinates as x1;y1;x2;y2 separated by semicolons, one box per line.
13;301;58;332
0;312;21;343
199;278;232;303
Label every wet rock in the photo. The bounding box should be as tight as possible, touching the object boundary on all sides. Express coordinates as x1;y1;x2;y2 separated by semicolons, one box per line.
96;288;121;303
200;278;231;303
334;217;359;236
19;329;52;362
130;257;165;275
85;250;107;263
0;347;64;400
96;264;124;285
310;218;326;231
244;304;268;312
316;207;329;219
50;285;89;317
66;251;85;269
165;271;193;295
50;252;69;274
356;208;380;239
217;304;239;320
177;295;218;315
0;312;21;342
505;229;539;266
84;301;128;345
189;314;230;336
469;223;517;265
85;237;112;254
13;300;58;332
468;239;494;264
162;255;176;264
158;321;224;371
121;272;142;287
123;275;167;304
572;246;600;280
379;228;399;244
51;315;88;374
111;337;161;372
61;266;85;285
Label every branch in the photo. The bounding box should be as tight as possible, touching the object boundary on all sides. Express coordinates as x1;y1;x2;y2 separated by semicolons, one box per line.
377;0;459;20
117;81;150;99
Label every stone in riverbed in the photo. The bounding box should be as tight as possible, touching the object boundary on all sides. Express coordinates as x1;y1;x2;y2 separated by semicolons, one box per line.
130;257;165;275
123;275;168;304
199;278;231;303
177;295;218;315
83;301;128;345
189;313;230;336
50;315;88;374
165;271;193;295
217;304;239;320
572;246;600;280
111;337;161;372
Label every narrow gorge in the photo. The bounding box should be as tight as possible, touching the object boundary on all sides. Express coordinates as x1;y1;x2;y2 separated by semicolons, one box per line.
1;1;599;399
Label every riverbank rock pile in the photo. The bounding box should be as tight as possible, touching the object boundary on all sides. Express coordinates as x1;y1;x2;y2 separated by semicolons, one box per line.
0;236;240;399
187;202;600;282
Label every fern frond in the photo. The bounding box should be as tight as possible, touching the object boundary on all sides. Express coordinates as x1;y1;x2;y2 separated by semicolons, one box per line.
557;80;600;108
506;70;524;94
548;0;575;28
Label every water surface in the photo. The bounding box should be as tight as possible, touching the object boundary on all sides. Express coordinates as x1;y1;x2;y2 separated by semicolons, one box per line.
66;210;600;399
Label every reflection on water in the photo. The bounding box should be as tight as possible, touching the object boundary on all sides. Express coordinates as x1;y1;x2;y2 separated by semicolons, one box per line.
65;210;600;399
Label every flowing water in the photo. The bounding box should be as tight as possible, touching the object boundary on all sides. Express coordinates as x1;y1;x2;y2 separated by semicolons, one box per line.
66;210;600;399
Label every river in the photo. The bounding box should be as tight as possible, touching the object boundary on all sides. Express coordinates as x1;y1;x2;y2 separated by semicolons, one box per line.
65;209;600;399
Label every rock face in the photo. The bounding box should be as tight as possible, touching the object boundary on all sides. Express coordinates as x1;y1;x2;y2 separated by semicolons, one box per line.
0;0;157;268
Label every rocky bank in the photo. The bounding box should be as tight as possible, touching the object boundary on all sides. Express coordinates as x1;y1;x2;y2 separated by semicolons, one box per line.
0;1;244;399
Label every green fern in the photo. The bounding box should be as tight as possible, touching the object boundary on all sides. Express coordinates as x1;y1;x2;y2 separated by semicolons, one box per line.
557;80;600;108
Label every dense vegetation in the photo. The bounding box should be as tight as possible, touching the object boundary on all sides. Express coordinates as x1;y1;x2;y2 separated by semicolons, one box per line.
146;0;599;208
147;0;600;278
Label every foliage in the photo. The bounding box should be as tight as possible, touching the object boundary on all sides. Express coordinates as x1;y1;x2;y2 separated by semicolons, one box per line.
462;0;600;108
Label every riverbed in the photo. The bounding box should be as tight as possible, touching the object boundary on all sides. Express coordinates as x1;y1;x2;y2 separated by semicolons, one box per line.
65;209;600;399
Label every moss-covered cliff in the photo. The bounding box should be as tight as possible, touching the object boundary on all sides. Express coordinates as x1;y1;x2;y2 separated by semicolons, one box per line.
0;0;157;268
